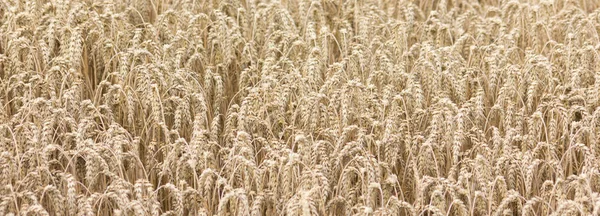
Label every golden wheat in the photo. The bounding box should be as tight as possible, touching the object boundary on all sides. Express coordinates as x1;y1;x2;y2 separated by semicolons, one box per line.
3;0;600;215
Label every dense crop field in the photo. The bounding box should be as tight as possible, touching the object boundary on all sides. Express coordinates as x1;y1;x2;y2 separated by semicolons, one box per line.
2;0;600;215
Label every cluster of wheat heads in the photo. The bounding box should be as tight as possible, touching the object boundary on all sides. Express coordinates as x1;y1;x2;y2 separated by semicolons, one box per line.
4;0;600;215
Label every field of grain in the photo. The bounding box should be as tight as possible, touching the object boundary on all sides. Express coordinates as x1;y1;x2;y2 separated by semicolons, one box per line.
3;0;600;215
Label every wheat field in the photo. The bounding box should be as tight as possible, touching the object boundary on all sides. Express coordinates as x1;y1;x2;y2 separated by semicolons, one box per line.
3;0;600;215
